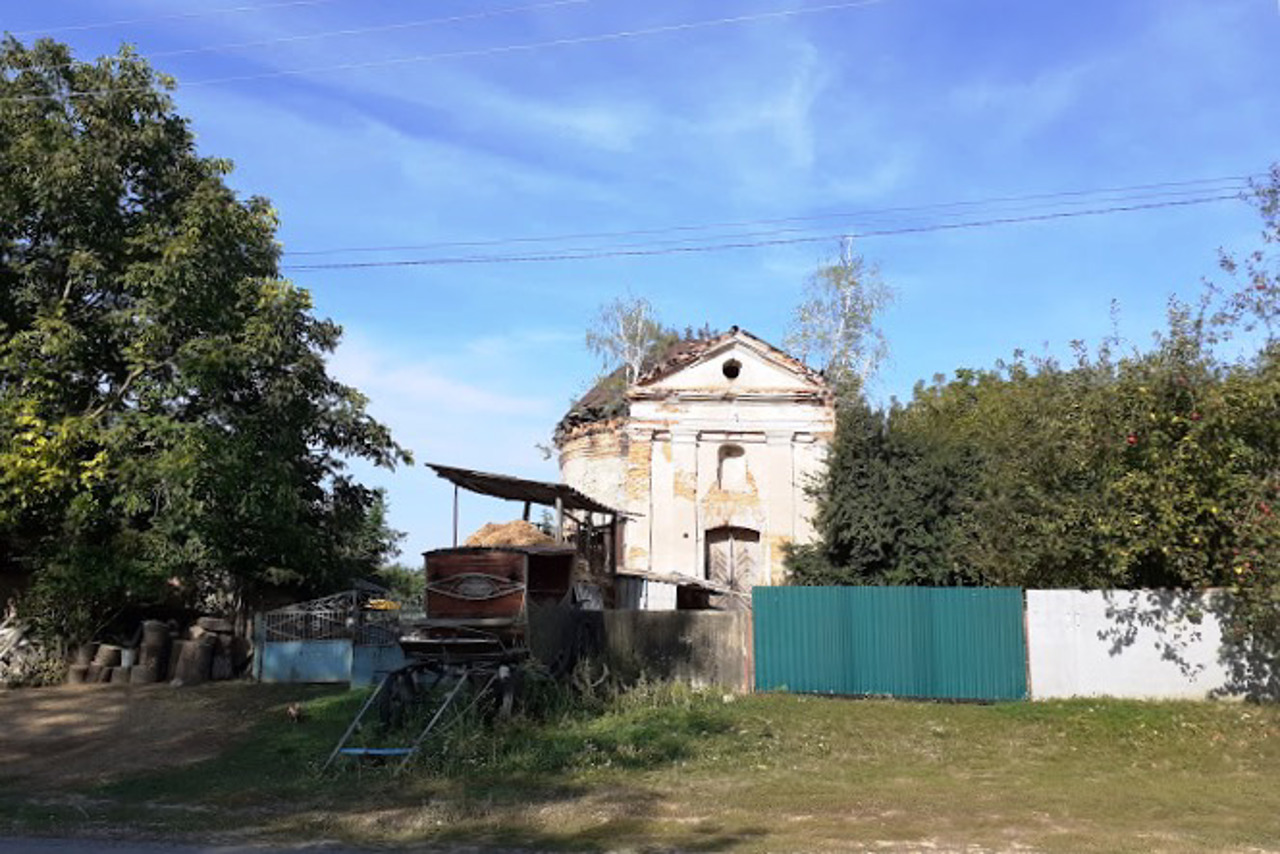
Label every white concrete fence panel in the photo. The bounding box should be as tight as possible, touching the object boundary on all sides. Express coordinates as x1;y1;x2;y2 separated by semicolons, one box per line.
1026;589;1233;700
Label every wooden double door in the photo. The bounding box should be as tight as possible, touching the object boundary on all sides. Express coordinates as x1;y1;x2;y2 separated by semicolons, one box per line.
705;526;761;597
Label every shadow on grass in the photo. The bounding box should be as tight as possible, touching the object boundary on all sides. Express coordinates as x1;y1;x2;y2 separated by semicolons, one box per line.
71;680;754;849
258;778;765;852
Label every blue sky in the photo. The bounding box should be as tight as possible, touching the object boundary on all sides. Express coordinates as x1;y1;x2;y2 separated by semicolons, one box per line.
6;0;1279;561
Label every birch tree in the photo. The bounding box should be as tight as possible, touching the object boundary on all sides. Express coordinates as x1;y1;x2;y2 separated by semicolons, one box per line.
585;295;664;384
786;249;893;399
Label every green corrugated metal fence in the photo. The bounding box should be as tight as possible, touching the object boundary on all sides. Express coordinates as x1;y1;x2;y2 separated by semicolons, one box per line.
753;586;1027;701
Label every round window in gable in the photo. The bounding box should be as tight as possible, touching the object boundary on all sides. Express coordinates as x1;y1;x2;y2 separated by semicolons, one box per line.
722;359;742;380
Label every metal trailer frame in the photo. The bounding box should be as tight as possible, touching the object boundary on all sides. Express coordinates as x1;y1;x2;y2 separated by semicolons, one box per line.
321;656;514;774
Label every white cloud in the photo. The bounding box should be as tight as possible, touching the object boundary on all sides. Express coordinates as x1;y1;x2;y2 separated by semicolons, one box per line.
327;333;564;554
329;336;549;420
423;72;655;154
948;61;1094;145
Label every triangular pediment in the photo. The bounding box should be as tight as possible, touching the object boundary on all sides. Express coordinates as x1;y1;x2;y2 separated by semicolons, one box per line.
636;330;825;394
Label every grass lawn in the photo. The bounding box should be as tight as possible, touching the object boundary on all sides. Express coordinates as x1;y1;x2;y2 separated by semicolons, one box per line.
1;681;1277;852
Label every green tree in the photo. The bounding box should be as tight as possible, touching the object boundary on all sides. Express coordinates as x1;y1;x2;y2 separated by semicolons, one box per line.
786;399;977;587
0;38;411;641
585;294;665;385
786;247;893;399
374;562;426;608
790;169;1280;697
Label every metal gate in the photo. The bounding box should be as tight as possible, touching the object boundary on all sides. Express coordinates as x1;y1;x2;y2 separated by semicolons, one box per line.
753;586;1028;701
256;590;407;686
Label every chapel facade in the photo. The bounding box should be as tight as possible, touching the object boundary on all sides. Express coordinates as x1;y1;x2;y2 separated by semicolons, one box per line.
555;328;835;609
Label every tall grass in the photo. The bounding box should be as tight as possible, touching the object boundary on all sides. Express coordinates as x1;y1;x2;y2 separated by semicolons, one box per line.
355;665;734;779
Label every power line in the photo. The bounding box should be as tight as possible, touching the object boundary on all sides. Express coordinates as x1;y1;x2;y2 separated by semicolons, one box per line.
282;176;1259;257
1;0;890;102
11;0;352;37
280;186;1246;265
40;0;595;68
373;186;1247;255
280;193;1244;270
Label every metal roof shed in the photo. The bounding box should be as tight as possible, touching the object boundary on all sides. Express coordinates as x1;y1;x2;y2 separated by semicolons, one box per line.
426;462;627;553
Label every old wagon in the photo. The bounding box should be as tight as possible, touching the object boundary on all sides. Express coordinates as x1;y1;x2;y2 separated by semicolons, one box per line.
323;464;626;772
399;544;578;664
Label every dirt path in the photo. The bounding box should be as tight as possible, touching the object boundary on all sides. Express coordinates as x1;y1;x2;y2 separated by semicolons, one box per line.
0;683;312;791
0;841;358;853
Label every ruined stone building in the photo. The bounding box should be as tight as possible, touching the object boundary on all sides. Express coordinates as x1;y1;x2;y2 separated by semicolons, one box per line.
555;328;835;609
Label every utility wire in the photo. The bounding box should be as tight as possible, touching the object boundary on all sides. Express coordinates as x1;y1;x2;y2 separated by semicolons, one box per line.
1;0;890;102
285;186;1246;263
37;0;595;68
11;0;352;37
344;186;1244;256
281;194;1243;271
283;176;1259;257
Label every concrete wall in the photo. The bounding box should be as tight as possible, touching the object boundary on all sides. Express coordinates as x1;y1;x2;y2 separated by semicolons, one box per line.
601;609;751;692
1027;589;1234;700
259;639;352;683
526;604;752;691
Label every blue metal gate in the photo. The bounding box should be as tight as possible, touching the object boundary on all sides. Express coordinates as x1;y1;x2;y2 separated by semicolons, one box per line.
255;591;407;686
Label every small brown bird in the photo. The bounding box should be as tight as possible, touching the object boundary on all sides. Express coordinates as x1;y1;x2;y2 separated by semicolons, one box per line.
286;702;306;723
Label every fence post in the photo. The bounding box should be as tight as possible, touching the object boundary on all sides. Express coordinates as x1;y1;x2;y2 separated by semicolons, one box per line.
252;612;264;682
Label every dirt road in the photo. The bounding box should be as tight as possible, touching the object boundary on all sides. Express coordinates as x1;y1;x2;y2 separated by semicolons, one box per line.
0;683;310;791
0;841;364;853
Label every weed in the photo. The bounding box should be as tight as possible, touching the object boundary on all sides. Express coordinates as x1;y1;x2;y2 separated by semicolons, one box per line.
352;665;734;779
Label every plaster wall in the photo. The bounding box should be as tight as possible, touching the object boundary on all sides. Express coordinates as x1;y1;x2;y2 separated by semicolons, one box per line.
558;335;835;607
627;394;832;589
646;348;813;393
557;424;627;511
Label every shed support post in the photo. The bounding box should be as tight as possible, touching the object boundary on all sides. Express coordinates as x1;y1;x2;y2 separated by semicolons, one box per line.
555;496;564;544
608;516;618;574
452;484;459;547
522;501;531;522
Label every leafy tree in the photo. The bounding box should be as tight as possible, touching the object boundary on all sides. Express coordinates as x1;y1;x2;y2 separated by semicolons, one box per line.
786;248;893;398
556;303;718;442
374;563;426;608
0;38;410;641
789;167;1279;697
585;294;664;385
787;400;976;586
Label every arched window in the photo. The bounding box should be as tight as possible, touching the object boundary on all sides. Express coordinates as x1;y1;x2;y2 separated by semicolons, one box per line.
717;444;746;491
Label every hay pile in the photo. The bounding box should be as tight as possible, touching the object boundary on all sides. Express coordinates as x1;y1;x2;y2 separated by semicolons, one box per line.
465;520;555;547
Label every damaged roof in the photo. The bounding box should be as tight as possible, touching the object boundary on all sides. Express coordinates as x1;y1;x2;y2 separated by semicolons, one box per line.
634;326;827;388
554;327;826;443
554;332;720;442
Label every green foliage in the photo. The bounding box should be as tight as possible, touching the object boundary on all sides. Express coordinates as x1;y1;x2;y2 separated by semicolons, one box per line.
374;674;732;779
791;166;1280;689
786;249;893;398
584;294;665;386
0;38;410;640
1;643;66;688
373;563;425;607
558;312;718;439
787;400;976;586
